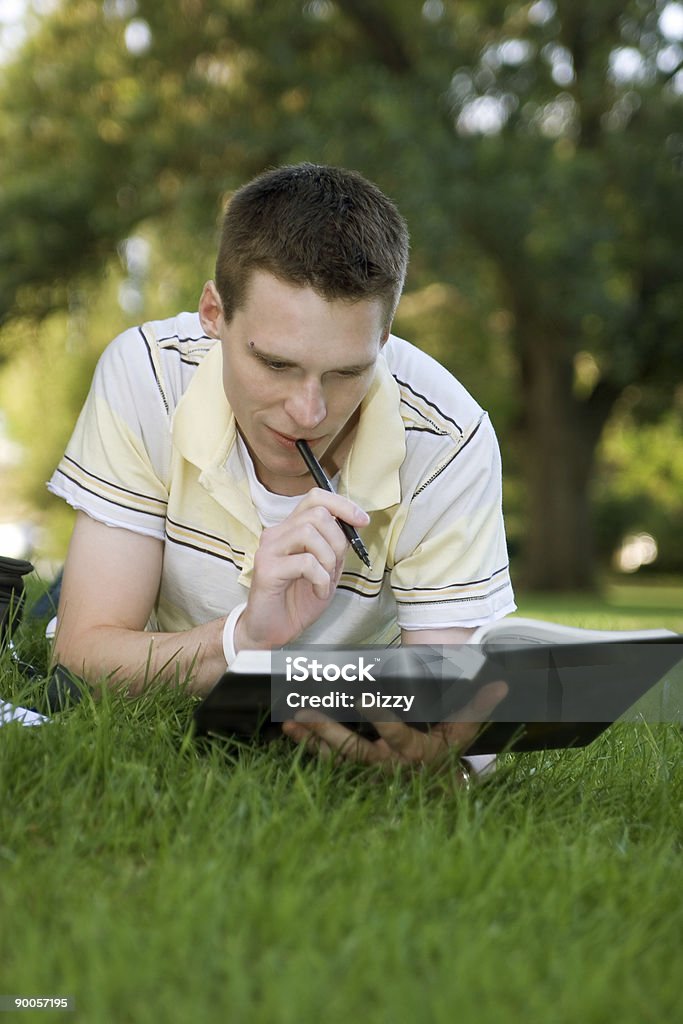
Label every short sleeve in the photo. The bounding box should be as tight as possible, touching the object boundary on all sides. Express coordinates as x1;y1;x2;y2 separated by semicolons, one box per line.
47;327;171;539
391;414;516;629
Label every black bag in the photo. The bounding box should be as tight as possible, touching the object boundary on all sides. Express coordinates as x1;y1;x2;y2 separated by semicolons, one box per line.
0;556;83;709
0;555;34;650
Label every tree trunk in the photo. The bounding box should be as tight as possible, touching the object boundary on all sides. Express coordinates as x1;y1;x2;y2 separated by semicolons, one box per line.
516;328;616;591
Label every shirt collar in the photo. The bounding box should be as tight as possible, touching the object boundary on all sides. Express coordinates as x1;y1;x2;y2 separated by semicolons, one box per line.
339;352;404;511
172;343;232;467
172;340;404;515
172;343;260;533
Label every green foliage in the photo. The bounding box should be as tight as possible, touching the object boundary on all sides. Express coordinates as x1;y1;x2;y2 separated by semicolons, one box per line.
0;269;130;554
595;404;683;572
0;0;681;579
0;225;216;553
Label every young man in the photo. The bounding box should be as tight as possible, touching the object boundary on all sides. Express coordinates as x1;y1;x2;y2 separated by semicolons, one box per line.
48;163;515;770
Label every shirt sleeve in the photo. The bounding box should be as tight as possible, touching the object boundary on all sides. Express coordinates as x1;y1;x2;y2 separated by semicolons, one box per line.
47;327;171;539
390;413;516;629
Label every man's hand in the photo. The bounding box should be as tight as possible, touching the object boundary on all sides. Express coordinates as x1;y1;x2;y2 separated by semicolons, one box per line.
281;679;508;774
234;488;370;651
52;488;369;693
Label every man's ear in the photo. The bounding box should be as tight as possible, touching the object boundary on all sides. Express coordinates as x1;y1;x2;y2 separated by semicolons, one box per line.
198;281;225;338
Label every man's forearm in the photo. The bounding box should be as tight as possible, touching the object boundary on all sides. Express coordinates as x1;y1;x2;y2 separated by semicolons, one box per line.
52;618;228;697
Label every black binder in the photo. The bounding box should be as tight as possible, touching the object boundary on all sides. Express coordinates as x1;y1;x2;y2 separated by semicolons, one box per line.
194;637;683;754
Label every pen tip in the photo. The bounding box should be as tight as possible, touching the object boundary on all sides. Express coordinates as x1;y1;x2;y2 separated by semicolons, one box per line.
356;545;372;569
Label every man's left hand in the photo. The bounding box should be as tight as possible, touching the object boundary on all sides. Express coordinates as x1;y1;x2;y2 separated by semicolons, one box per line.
281;679;507;773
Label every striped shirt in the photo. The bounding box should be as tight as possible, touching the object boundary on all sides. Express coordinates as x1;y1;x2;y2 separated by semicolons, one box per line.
48;312;515;644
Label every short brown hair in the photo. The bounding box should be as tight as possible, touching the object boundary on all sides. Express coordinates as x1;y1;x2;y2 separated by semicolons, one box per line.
215;163;409;328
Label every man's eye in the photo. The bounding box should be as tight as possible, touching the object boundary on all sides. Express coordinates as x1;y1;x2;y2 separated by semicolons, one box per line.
264;359;290;371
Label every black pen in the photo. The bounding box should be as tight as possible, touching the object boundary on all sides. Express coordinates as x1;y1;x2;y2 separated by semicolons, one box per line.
295;439;372;569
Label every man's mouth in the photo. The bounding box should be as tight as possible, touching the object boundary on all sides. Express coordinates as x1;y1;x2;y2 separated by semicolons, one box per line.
269;428;324;449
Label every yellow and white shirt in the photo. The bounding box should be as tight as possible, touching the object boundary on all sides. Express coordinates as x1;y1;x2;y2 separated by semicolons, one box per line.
48;313;515;644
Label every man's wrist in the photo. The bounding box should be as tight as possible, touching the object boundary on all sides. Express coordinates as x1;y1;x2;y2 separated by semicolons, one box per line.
231;604;283;656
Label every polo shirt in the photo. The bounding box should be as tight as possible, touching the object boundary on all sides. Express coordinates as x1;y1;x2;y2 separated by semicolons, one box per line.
47;312;515;644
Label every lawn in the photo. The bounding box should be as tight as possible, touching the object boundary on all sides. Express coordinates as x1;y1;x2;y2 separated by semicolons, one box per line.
1;580;681;1024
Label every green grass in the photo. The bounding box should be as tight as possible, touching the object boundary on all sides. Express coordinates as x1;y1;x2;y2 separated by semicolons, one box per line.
515;576;683;633
1;582;682;1024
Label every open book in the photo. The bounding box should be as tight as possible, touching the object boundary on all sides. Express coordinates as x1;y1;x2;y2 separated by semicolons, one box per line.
470;616;675;645
194;617;683;754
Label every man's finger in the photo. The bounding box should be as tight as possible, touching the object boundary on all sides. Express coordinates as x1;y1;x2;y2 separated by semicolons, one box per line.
295;488;370;529
432;680;508;750
281;718;334;758
448;680;508;723
293;711;392;764
372;719;447;763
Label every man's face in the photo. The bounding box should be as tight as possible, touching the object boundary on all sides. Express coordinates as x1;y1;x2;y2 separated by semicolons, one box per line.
199;271;388;496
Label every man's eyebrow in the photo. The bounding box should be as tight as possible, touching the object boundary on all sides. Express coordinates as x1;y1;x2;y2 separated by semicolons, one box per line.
248;341;375;374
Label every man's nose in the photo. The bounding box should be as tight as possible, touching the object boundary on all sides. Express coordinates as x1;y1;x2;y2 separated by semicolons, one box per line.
284;378;327;430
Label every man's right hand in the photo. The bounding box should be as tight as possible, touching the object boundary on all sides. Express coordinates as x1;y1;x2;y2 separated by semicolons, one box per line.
52;490;369;694
234;487;370;651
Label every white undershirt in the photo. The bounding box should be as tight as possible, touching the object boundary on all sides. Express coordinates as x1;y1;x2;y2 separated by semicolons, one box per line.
236;433;341;527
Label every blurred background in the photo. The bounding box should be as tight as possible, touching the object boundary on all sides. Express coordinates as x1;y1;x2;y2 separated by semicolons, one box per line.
0;0;682;593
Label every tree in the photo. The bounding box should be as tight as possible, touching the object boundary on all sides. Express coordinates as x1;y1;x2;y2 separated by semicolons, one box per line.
1;0;681;587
